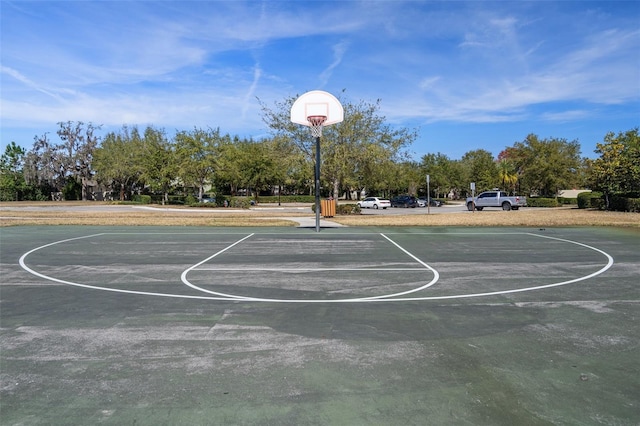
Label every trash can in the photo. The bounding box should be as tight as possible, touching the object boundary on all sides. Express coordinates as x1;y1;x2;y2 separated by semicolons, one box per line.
321;199;336;218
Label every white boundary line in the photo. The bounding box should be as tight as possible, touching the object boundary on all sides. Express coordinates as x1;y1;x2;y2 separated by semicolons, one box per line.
180;234;257;300
179;233;440;301
18;234;235;301
17;231;614;303
377;233;615;301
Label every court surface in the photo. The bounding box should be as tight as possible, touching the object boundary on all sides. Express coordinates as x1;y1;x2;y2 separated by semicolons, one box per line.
1;226;639;425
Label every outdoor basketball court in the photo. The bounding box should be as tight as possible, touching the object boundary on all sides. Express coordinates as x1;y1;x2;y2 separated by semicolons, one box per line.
1;225;638;425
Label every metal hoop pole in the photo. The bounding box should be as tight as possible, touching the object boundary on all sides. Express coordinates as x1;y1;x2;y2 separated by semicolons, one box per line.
314;135;321;232
307;116;326;233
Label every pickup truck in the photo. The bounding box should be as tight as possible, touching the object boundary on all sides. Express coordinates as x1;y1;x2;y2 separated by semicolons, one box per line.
466;190;526;211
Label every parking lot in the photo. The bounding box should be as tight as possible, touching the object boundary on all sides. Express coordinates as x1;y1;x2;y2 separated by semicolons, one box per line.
357;202;468;215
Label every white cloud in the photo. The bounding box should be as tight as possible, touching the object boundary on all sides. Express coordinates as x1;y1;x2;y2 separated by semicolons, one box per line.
1;66;64;102
1;1;638;157
319;41;349;87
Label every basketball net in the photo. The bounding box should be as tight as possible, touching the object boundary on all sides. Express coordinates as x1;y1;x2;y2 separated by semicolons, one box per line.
307;115;327;138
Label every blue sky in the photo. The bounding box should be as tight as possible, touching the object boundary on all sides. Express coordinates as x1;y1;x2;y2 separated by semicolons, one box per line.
1;1;639;160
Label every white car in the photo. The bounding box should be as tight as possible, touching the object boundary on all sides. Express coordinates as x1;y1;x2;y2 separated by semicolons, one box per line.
357;197;391;209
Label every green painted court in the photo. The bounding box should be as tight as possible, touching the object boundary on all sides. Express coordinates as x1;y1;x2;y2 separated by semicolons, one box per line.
1;226;638;425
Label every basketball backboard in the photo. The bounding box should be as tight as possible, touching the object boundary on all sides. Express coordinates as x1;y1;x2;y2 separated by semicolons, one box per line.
290;90;344;127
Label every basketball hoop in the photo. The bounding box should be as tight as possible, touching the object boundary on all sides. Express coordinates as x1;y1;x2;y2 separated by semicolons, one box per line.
307;115;327;138
290;91;343;232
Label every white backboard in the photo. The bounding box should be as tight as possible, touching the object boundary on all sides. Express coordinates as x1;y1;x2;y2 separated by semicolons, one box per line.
290;90;344;127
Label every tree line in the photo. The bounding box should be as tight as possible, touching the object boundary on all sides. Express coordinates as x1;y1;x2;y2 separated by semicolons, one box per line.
1;95;638;210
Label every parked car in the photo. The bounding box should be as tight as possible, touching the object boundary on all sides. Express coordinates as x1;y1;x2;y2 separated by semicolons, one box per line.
357;197;391;209
417;197;442;207
391;195;417;208
466;190;526;211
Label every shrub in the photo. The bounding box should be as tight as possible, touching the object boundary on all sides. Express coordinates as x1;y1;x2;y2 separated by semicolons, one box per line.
215;195;228;207
167;195;186;205
609;196;640;212
591;197;605;210
184;195;197;205
526;197;559;207
311;203;360;215
557;197;577;205
131;194;152;204
229;197;253;209
254;195;316;204
337;203;360;215
62;180;82;200
577;191;602;209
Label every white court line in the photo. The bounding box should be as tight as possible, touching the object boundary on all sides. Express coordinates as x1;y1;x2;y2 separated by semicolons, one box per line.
180;233;440;301
194;268;426;272
368;233;615;301
180;234;256;300
18;234;237;301
18;232;615;303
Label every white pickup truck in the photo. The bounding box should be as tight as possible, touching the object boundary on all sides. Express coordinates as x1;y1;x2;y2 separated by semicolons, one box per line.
466;190;526;211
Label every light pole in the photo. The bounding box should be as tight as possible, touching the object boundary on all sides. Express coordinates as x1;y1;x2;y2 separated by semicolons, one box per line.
426;174;431;215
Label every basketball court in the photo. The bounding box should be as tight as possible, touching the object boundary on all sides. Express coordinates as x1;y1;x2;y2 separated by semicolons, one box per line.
1;225;638;425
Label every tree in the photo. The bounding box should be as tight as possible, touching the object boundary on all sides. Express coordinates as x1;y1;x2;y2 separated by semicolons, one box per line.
215;135;243;196
56;121;101;200
260;94;416;199
24;132;61;199
587;128;640;207
93;126;144;200
0;142;27;201
24;133;58;191
355;143;397;198
460;149;498;194
138;127;175;205
507;134;581;197
265;135;305;200
496;158;519;194
174;128;220;201
235;139;279;202
22;122;101;201
325;99;415;198
397;160;422;196
419;153;463;199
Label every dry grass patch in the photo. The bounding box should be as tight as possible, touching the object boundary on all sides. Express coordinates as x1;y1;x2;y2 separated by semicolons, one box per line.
0;210;298;227
332;208;640;228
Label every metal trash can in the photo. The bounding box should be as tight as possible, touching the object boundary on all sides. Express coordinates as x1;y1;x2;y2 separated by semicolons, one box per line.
320;199;336;218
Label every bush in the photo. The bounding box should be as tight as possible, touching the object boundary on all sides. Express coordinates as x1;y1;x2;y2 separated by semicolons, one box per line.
629;198;640;213
577;191;603;209
526;197;560;208
557;197;577;205
609;196;640;212
311;203;360;215
166;195;186;205
62;180;82;201
185;195;197;205
228;197;253;209
131;194;152;204
337;203;360;215
254;195;316;204
591;197;605;210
